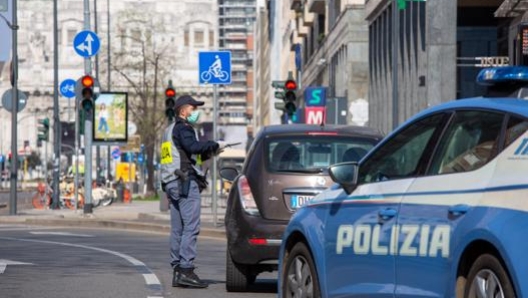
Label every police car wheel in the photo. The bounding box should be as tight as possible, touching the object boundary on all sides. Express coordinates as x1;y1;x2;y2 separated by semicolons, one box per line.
464;254;515;298
282;242;321;298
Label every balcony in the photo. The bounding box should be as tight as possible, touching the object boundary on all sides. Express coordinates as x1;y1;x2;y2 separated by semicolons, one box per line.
303;3;315;26
290;0;302;12
222;41;247;50
308;0;325;14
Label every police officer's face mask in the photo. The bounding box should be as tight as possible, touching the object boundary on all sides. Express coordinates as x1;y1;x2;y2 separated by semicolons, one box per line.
186;110;201;124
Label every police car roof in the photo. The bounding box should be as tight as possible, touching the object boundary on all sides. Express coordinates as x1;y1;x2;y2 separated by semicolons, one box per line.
411;97;528;121
260;124;383;139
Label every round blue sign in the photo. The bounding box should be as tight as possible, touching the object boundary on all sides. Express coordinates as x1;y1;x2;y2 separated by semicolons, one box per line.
111;148;121;160
73;30;101;58
0;155;4;163
138;154;144;163
59;79;77;98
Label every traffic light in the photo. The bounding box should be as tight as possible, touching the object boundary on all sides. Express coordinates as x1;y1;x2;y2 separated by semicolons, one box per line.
38;117;50;142
80;75;95;111
272;74;298;118
165;81;176;120
284;79;297;116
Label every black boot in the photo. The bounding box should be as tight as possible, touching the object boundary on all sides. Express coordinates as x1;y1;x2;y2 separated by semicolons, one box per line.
172;266;183;287
177;267;208;288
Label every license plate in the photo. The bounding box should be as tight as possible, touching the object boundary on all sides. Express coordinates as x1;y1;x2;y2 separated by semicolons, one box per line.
290;195;315;209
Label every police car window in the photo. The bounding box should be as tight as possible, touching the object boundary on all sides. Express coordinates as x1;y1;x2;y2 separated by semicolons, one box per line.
428;111;504;175
358;114;445;184
505;117;528;148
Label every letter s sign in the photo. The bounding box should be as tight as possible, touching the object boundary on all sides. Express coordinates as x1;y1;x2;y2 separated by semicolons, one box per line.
305;87;326;107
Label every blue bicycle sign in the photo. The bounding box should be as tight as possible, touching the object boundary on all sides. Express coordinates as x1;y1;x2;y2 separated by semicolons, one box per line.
60;79;77;98
198;51;232;85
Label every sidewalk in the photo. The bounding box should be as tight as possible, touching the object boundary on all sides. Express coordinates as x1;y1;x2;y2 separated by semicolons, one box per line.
0;200;227;239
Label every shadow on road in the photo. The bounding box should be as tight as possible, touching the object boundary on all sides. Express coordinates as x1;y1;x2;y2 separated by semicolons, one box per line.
202;278;277;294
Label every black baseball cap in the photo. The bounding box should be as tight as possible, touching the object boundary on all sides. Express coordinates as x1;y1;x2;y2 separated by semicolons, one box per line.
174;95;205;111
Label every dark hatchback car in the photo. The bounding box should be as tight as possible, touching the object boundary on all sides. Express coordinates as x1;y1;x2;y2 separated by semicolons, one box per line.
219;124;382;292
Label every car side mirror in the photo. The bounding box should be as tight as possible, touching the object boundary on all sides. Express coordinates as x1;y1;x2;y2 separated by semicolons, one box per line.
328;162;359;195
219;167;239;182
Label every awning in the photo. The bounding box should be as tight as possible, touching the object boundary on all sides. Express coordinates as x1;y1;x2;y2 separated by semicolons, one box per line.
495;0;528;17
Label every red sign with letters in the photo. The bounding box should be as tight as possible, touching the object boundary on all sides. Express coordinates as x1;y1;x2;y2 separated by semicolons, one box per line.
305;107;326;125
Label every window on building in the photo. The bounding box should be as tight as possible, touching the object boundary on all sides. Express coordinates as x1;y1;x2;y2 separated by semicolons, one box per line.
195;30;204;46
67;29;77;45
184;30;189;46
209;30;215;47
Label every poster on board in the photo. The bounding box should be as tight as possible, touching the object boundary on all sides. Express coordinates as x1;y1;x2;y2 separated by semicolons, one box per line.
93;92;128;144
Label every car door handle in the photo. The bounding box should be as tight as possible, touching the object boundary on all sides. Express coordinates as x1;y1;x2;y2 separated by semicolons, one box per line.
378;208;398;220
448;204;470;216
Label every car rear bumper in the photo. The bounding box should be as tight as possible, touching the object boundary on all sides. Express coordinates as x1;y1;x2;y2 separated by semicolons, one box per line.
226;207;288;266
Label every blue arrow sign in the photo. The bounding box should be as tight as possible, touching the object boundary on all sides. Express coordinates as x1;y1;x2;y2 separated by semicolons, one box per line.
198;51;232;85
111;148;121;160
0;155;4;163
73;30;100;57
138;153;144;163
59;79;76;98
305;87;327;107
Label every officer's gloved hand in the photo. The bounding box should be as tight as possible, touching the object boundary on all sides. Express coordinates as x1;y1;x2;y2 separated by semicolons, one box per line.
212;142;224;156
217;141;229;149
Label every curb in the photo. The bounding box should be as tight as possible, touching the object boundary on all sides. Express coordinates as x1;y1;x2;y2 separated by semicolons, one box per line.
0;217;226;239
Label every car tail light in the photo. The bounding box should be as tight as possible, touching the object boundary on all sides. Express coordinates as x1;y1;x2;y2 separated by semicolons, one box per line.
307;131;338;136
248;238;268;246
237;175;259;216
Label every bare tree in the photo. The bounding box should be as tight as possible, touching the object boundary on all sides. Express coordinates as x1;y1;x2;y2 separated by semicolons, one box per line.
109;9;174;193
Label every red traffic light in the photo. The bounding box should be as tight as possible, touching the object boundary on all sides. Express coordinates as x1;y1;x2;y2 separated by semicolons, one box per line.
165;88;176;98
81;75;94;88
285;80;297;90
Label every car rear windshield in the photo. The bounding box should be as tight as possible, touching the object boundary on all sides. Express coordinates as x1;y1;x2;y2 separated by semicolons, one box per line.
266;135;376;173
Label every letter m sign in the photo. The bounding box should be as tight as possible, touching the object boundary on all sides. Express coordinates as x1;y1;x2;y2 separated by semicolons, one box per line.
305;107;326;125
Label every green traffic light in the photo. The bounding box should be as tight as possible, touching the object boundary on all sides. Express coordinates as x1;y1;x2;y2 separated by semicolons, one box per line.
82;99;93;111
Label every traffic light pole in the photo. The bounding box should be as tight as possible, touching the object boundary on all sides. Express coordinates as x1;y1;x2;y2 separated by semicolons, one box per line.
83;0;93;214
51;0;60;209
9;0;19;215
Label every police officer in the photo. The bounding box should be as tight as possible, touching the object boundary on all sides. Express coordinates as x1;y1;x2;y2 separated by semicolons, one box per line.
160;95;220;289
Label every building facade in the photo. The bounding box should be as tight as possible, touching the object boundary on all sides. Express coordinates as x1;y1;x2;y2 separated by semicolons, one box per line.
366;0;509;134
217;0;257;147
0;0;219;164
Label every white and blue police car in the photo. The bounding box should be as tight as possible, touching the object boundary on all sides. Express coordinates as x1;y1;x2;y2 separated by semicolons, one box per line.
278;66;528;298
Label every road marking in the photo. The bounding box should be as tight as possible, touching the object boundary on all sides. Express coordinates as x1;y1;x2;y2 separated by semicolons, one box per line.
0;259;34;274
30;231;94;237
0;237;163;298
143;273;161;285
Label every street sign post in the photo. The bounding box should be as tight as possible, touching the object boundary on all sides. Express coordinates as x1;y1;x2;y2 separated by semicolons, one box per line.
111;148;121;160
73;30;100;58
1;89;27;113
305;87;327;107
59;79;76;98
198;50;232;227
198;51;232;84
305;107;326;125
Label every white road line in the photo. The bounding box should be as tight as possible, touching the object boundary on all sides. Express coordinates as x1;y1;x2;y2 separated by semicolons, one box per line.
0;237;163;298
143;273;161;285
30;231;94;237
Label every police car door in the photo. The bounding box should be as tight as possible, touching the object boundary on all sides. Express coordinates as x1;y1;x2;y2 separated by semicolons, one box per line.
324;114;447;298
395;110;505;298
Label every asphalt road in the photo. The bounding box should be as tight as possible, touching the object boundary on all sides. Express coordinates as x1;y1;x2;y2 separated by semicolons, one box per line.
0;225;277;298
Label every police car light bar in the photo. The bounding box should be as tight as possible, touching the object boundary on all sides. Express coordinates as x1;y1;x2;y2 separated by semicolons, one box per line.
476;66;528;86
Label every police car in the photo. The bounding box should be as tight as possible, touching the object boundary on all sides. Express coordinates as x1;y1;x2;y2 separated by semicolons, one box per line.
278;66;528;298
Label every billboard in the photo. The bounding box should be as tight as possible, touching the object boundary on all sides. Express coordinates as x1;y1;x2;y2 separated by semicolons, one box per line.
93;92;128;143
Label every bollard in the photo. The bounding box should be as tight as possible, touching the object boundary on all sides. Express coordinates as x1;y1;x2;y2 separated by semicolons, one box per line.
116;179;124;203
